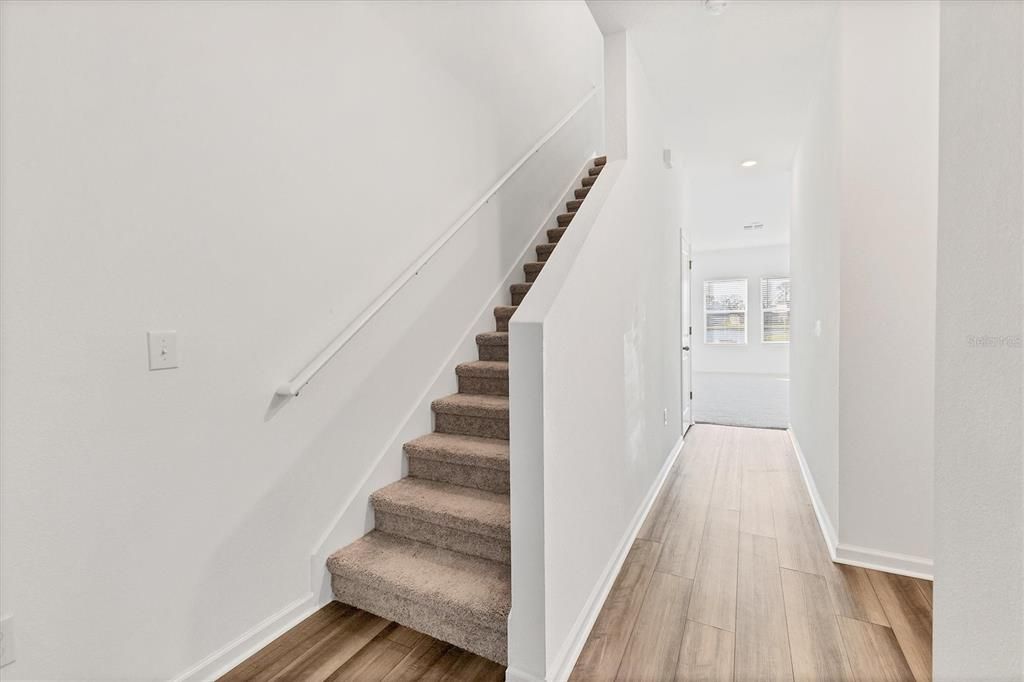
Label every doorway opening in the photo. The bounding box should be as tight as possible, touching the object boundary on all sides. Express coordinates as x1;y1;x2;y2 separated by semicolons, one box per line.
683;169;791;429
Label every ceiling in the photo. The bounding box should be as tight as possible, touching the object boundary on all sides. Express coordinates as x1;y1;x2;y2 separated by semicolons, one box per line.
587;0;837;174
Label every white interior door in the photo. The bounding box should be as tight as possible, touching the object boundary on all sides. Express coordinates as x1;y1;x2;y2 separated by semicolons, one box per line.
681;233;693;433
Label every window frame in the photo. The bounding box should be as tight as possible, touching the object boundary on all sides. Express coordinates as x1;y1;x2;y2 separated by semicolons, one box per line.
760;275;791;344
703;278;749;345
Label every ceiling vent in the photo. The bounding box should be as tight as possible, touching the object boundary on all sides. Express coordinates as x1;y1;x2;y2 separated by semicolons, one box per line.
703;0;728;16
743;222;765;231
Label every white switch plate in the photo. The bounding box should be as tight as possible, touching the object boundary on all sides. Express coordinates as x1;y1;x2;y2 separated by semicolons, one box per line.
0;614;15;667
147;331;179;370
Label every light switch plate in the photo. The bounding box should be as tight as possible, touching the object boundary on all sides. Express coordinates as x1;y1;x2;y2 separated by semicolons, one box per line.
0;614;15;667
148;331;178;370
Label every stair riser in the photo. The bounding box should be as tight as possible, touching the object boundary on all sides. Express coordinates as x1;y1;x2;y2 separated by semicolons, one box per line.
375;511;510;565
557;214;574;227
478;344;508;362
331;577;507;664
408;457;509;494
566;199;582;212
511;291;527;305
582;176;596;187
458;375;508;396
435;413;509;440
574;188;590;200
536;245;555;262
588;167;602;176
495;317;509;332
548;228;565;243
525;269;540;283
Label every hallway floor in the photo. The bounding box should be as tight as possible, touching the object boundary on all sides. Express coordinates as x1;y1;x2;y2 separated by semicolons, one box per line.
220;424;931;681
570;424;932;681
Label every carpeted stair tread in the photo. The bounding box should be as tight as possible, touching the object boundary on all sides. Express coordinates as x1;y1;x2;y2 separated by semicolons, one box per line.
511;282;532;305
327;531;510;632
536;243;556;261
493;305;517;318
548;227;567;242
574;187;591;201
455;360;508;379
432;392;509;419
594;155;607;166
582;175;597;187
475;331;508;347
493;305;517;331
588;166;603;176
524;261;546;282
475;331;509;361
567;199;583;212
557;213;575;227
372;478;509;539
475;329;507;350
404;432;509;470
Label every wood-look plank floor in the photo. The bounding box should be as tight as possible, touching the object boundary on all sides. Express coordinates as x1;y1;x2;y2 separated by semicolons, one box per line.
221;424;931;682
571;424;933;682
219;603;504;682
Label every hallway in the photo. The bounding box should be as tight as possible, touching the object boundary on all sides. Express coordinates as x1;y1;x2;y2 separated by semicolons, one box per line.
570;424;932;681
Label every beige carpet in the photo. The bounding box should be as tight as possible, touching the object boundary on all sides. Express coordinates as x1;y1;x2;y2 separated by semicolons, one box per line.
327;156;606;664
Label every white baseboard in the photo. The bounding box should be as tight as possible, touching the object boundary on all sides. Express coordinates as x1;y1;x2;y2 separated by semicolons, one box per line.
505;665;545;682
174;593;317;682
539;435;686;682
834;544;933;581
786;428;839;556
787;429;933;581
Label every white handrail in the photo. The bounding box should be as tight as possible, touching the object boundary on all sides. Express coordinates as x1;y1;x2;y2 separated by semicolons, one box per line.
276;86;599;397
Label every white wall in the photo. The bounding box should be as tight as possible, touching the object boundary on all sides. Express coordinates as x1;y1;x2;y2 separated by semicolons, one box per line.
508;31;683;681
837;0;938;570
685;171;792;251
790;0;937;575
0;1;603;678
691;245;789;428
934;2;1023;679
790;15;842;540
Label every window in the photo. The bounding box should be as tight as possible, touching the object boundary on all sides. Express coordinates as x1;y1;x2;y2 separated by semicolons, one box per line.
761;277;791;343
704;279;747;344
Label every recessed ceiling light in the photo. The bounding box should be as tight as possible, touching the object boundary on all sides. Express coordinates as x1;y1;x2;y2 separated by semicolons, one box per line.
741;160;758;167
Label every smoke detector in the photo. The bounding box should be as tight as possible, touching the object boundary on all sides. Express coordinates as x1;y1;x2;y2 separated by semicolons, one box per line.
743;222;765;231
703;0;728;15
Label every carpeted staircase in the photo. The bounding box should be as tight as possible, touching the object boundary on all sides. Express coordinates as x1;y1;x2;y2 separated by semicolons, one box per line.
326;156;606;664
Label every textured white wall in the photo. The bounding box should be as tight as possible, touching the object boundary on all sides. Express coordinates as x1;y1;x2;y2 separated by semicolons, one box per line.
836;0;938;568
790;1;937;573
0;1;603;678
509;31;683;681
789;19;842;532
934;2;1023;678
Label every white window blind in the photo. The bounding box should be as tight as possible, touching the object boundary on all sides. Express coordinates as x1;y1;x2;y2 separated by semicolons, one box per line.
704;279;747;344
761;276;791;343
